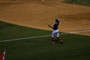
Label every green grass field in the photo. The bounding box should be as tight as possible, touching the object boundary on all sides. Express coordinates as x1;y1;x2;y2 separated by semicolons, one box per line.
64;0;90;6
0;21;90;60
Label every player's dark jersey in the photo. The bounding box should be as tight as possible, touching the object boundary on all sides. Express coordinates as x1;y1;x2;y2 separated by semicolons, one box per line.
53;22;59;30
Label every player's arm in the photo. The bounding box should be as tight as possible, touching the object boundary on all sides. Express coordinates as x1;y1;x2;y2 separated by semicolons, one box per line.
48;24;53;29
56;20;64;26
58;20;64;23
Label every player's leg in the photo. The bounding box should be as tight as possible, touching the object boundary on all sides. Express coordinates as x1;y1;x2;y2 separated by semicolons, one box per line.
51;31;55;45
56;32;64;44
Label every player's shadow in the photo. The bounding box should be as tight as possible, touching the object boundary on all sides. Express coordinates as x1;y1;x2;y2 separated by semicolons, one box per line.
48;38;59;43
54;39;59;43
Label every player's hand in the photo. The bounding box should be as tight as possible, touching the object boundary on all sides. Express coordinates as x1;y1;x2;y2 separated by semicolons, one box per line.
48;24;53;29
48;24;50;26
48;24;50;27
48;24;51;27
59;20;64;23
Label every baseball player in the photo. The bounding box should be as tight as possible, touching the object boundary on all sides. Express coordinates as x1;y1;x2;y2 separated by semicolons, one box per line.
48;19;64;45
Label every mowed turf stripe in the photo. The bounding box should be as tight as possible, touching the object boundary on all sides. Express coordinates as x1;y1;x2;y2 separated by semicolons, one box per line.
0;30;90;43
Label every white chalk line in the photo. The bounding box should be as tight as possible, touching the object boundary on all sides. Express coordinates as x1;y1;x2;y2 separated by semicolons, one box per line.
0;30;90;43
0;35;51;43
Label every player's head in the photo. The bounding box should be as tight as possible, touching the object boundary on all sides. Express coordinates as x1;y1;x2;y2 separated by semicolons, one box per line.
55;19;59;23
